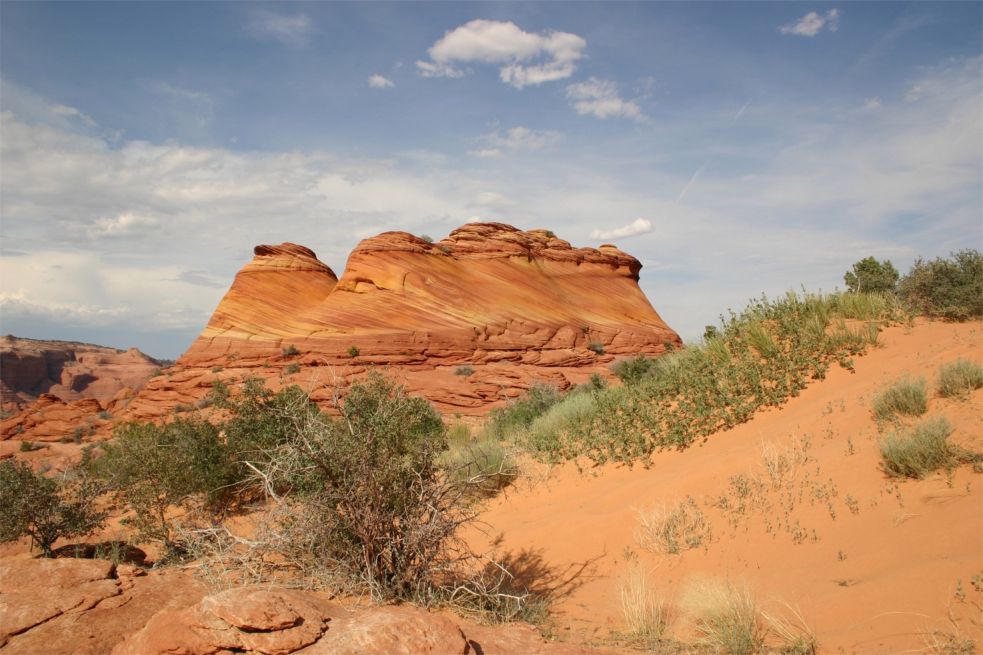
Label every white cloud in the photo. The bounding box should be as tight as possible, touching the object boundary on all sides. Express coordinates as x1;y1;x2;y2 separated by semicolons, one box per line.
905;84;924;102
93;212;160;237
51;104;96;127
566;77;644;120
416;19;586;88
863;97;883;110
780;9;840;37
245;8;313;47
590;218;653;241
368;74;394;89
469;126;562;157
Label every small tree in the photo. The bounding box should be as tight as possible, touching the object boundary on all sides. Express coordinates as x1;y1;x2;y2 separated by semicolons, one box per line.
0;461;107;557
844;257;899;294
91;416;234;557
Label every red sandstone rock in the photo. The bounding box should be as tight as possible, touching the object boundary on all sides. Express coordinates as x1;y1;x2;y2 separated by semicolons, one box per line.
125;223;680;418
1;336;162;412
300;605;468;655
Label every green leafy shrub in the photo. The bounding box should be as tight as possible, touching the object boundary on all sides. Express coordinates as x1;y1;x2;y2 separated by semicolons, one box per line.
872;377;928;421
612;355;656;385
485;383;562;440
90;416;234;557
348;345;360;358
879;415;978;478
0;461;106;557
936;359;983;398
899;249;983;320
844;257;899;294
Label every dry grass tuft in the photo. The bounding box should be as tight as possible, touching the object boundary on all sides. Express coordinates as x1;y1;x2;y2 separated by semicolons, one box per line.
637;496;712;555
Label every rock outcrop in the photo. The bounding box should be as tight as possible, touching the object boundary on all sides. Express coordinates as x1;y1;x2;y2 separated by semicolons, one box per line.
1;559;619;655
125;223;679;418
1;336;161;412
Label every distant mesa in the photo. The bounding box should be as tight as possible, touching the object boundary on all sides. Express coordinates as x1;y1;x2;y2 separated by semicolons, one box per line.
125;221;680;418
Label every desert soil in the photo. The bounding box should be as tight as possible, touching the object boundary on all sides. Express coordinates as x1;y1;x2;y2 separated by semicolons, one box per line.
470;319;983;653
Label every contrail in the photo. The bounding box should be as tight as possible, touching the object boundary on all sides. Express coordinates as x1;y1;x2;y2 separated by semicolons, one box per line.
733;100;750;121
677;159;710;203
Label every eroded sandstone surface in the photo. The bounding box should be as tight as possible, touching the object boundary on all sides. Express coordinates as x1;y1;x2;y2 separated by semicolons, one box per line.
125;222;679;419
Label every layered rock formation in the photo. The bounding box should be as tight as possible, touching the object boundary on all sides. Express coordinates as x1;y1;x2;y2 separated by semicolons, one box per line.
1;336;161;412
125;222;680;418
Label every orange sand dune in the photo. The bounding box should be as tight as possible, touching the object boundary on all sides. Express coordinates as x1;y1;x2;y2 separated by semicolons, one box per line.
472;320;983;653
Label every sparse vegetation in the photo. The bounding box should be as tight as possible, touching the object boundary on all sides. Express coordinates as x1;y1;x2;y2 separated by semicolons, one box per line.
420;234;434;243
485;383;562;440
872;377;928;421
682;578;765;655
588;341;605;355
455;364;475;377
19;440;41;452
637;496;712;555
612;354;656;385
440;436;518;496
619;566;672;647
0;461;107;557
282;344;300;357
284;362;300;375
879;415;977;479
348;345;360;358
936;359;983;398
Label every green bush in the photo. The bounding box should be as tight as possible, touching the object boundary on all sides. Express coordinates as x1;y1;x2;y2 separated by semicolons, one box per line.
90;416;234;557
485;383;562;440
879;415;976;478
899;249;983;320
844;257;899;294
0;461;106;557
348;345;360;358
872;377;928;421
612;355;656;385
588;341;605;355
440;436;518;496
936;359;983;398
284;363;301;375
282;344;300;357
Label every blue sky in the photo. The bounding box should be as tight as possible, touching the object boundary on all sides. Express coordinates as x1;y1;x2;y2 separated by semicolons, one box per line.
1;2;981;358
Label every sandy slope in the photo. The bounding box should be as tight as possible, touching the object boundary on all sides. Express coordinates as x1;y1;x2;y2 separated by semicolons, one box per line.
471;320;983;653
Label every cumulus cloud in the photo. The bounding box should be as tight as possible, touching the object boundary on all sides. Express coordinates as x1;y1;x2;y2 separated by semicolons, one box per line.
246;8;313;47
368;74;394;89
589;218;652;240
51;104;96;127
416;19;586;88
863;97;883;110
93;212;161;237
566;77;644;120
780;9;840;37
469;126;561;157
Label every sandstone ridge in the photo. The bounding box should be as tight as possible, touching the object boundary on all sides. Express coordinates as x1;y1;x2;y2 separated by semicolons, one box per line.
128;222;680;419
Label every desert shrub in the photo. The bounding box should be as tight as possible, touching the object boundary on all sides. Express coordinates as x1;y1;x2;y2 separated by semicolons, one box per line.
485;383;562;440
250;373;475;601
588;341;605;355
936;359;983;398
440;436;518;496
872;377;928;421
283;363;301;375
90;416;234;557
682;578;765;655
348;345;359;358
522;392;598;460
537;290;902;465
619;566;672;646
19;440;41;452
455;364;475;377
0;461;107;557
612;354;656;385
844;257;899;294
420;234;434;243
282;344;300;357
879;415;977;478
899;249;983;320
637;496;712;555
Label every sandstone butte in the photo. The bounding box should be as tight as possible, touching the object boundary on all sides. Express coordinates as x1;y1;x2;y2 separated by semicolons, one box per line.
118;222;680;422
